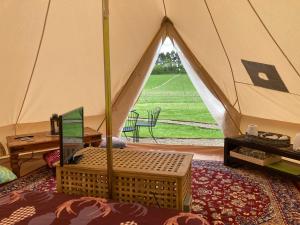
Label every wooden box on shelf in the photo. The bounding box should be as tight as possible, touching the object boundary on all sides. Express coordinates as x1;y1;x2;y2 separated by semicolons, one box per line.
56;147;193;210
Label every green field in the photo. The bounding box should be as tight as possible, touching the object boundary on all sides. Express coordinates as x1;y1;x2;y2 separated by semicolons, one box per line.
137;123;223;139
135;74;216;123
128;74;223;139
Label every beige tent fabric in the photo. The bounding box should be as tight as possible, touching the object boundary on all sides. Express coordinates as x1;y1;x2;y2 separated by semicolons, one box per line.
166;0;300;124
211;0;300;123
109;18;240;137
177;51;241;137
165;0;239;109
0;0;165;126
237;85;300;124
18;0;105;123
250;0;300;74
164;0;300;137
165;20;241;136
111;25;167;135
0;1;49;127
175;45;226;126
1;1;300;146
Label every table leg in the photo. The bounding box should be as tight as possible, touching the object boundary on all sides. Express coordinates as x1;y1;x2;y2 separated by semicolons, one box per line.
10;153;21;178
135;126;140;143
224;138;233;166
132;130;136;143
224;138;238;166
133;128;138;143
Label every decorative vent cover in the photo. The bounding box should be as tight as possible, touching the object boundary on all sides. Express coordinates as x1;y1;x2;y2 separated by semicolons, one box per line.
241;59;289;93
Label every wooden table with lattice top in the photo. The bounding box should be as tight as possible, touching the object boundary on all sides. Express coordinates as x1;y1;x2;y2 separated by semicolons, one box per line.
56;147;193;210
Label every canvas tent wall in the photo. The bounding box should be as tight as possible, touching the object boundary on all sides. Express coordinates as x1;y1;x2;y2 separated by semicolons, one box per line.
1;0;300;153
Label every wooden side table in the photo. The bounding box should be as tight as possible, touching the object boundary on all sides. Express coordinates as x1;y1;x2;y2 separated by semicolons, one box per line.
6;127;102;177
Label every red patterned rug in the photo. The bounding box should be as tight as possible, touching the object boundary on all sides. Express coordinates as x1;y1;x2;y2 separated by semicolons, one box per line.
1;161;300;225
0;167;56;195
191;161;300;225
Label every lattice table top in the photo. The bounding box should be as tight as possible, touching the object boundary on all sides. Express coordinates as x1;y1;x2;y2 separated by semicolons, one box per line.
61;147;193;177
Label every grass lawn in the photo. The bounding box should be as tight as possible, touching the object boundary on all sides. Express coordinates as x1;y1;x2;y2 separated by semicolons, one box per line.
137;123;223;139
134;103;214;124
135;74;216;124
125;73;224;139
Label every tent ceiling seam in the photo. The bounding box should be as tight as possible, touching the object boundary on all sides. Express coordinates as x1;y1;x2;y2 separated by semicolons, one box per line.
97;118;106;132
236;81;300;98
247;0;300;80
97;23;166;132
162;0;167;17
232;98;238;108
204;0;242;114
238;85;297;119
14;0;52;134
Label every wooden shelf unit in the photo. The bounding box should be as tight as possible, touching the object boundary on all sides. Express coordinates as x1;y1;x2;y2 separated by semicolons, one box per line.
224;135;300;177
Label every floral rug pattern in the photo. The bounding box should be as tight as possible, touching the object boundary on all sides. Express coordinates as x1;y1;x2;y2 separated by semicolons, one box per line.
191;161;300;225
1;161;300;225
0;167;56;195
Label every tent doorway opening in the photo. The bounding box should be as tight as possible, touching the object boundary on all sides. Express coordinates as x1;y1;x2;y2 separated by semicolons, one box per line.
122;38;224;146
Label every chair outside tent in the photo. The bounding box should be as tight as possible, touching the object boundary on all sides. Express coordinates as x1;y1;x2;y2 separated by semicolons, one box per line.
122;110;139;142
135;107;161;143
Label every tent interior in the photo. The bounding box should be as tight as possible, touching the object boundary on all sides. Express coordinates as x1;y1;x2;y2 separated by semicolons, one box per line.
1;0;300;224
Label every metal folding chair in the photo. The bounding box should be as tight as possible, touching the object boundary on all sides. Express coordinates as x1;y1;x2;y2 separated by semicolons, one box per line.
135;107;161;143
122;110;139;142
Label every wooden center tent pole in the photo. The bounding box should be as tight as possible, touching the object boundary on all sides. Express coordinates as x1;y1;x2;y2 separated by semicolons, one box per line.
102;0;113;199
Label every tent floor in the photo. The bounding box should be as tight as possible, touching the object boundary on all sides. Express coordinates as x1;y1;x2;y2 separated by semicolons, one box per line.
126;143;223;161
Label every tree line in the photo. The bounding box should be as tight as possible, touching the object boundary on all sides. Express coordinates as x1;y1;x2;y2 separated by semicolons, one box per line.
152;51;186;75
